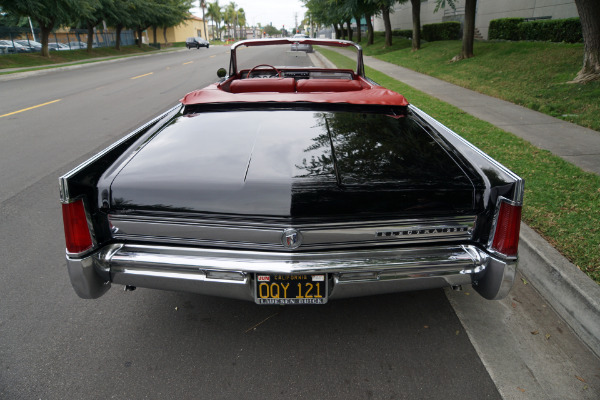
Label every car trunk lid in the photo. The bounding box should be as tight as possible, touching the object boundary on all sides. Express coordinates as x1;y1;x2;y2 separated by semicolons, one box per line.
108;110;478;219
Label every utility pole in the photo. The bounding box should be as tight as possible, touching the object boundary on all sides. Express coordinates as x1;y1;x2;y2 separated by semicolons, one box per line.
294;12;298;33
28;17;36;42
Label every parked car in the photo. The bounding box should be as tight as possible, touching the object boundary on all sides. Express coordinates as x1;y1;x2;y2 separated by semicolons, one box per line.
290;33;313;53
15;39;42;51
0;40;30;53
65;41;88;49
48;42;71;51
60;38;523;304
185;36;209;49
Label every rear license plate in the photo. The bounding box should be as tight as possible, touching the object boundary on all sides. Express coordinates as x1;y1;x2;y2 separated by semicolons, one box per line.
255;274;328;304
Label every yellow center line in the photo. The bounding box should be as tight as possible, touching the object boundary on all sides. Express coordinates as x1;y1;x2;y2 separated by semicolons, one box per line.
210;55;216;58
130;72;154;80
0;99;62;119
183;61;193;65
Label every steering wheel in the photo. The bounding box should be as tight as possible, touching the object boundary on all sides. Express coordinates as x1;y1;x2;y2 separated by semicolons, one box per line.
247;64;281;79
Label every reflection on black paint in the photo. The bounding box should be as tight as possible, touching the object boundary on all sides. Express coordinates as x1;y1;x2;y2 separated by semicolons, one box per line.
291;112;475;218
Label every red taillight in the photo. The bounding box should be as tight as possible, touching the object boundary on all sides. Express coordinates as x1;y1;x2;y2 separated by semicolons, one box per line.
62;199;93;254
491;201;522;257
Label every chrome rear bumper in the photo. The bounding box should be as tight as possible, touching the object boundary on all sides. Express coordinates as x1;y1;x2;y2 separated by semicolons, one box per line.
66;243;516;301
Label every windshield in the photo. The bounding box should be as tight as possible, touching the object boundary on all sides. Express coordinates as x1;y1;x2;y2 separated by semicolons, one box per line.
231;40;361;76
237;43;315;72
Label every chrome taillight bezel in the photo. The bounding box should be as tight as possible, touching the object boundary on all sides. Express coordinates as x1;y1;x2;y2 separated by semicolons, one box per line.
487;196;522;259
61;197;97;257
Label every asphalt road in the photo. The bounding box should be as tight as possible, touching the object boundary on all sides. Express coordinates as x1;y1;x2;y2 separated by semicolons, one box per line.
0;47;503;399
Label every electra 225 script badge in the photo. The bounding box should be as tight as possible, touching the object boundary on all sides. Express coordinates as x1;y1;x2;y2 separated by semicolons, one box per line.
255;274;327;304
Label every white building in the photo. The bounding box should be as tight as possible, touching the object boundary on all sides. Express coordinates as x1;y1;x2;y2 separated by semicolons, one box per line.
373;0;578;40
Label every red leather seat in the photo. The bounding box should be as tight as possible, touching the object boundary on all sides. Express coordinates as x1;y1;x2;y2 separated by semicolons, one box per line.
296;79;363;92
230;78;296;93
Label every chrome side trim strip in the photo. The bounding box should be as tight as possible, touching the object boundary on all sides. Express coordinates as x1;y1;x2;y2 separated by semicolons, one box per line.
410;105;524;204
108;214;476;251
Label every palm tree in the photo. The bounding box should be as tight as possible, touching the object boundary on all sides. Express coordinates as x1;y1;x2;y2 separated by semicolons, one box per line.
224;1;238;40
206;1;222;40
237;7;246;39
200;0;207;39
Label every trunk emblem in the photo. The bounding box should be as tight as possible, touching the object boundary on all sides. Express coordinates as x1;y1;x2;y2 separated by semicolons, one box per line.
282;228;303;249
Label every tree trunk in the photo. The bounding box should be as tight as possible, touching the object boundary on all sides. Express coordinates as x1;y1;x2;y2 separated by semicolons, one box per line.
86;22;95;53
137;28;143;48
115;24;123;50
382;6;392;47
152;25;158;44
35;18;55;57
355;14;362;43
39;23;53;57
410;0;421;51
347;20;353;42
366;13;374;45
572;0;600;82
201;2;207;39
163;27;168;44
454;0;476;61
333;23;341;39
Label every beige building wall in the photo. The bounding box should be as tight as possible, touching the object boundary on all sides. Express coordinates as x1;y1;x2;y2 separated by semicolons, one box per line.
149;16;209;44
373;0;578;40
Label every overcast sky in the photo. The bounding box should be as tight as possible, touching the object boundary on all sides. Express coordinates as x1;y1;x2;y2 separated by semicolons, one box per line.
191;0;307;30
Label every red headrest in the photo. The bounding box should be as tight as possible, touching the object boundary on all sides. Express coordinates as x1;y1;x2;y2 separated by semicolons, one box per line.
296;79;363;92
230;78;296;93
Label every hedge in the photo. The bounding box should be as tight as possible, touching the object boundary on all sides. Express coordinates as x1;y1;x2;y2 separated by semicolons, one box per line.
520;18;582;43
488;18;524;41
488;17;582;43
422;22;461;42
392;29;413;38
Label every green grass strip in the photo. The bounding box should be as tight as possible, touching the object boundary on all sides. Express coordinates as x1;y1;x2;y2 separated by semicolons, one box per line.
362;38;600;133
0;45;159;71
319;47;600;284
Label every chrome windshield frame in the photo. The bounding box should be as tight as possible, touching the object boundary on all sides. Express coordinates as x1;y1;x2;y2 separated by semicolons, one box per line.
228;38;365;78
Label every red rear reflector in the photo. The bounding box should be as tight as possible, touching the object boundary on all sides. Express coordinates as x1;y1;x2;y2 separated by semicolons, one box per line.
62;199;93;254
491;201;522;257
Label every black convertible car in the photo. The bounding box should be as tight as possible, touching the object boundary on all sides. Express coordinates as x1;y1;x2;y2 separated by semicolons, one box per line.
60;39;523;304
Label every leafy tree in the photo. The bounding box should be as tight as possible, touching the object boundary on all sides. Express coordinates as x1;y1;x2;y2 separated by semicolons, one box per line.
151;0;192;44
0;0;79;56
263;24;280;37
77;0;115;52
373;0;401;47
303;0;346;40
0;8;32;28
105;0;138;50
572;0;600;82
131;0;161;48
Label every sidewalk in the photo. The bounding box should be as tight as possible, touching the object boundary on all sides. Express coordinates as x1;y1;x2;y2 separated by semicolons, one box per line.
316;49;600;360
362;53;600;176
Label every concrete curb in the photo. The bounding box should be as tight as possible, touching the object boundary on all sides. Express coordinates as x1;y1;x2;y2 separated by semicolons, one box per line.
519;223;600;358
